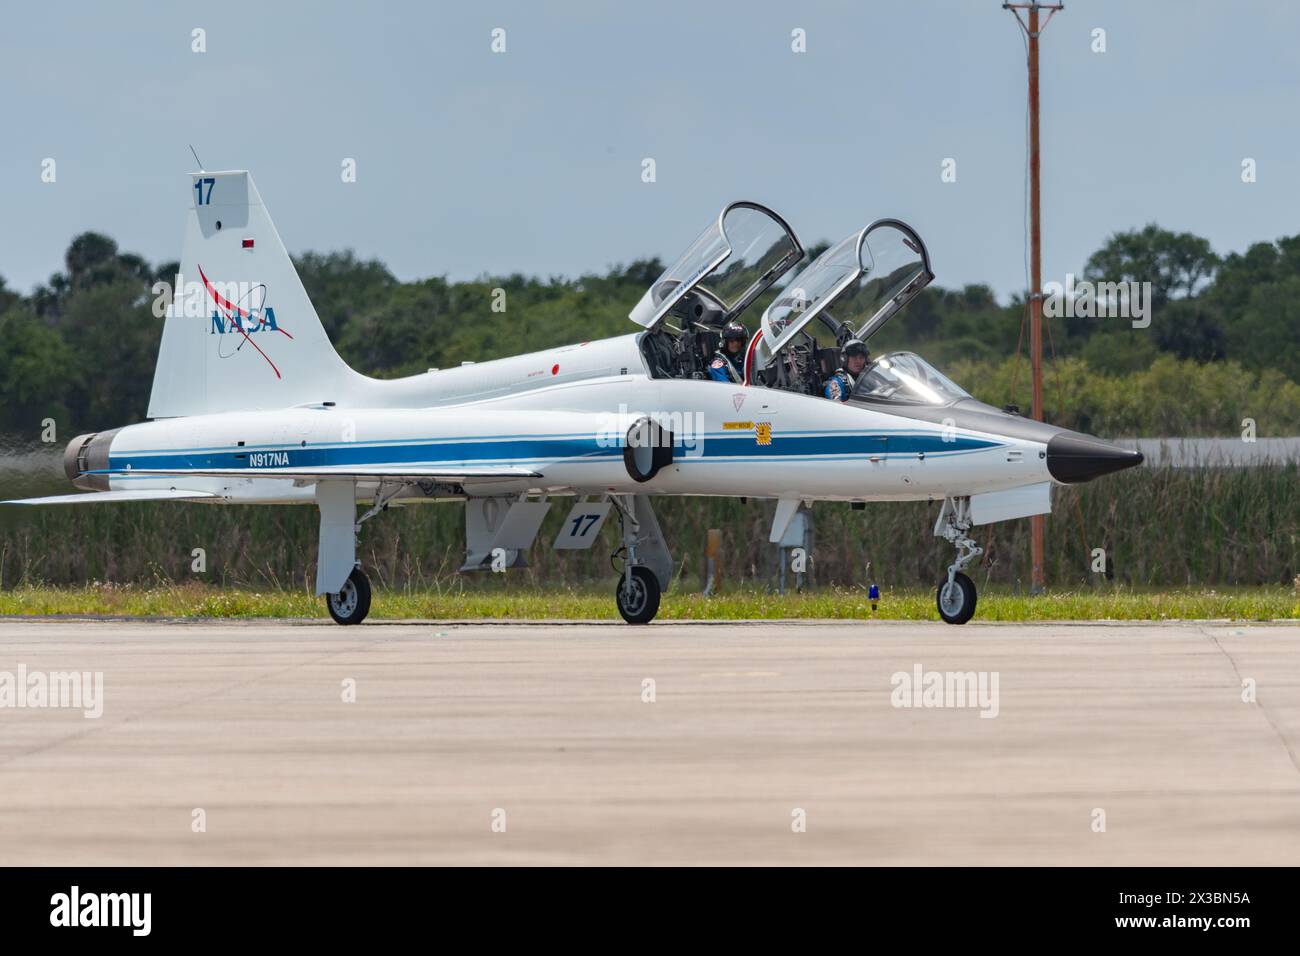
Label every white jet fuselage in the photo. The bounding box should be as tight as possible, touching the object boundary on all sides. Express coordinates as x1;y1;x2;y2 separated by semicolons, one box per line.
101;339;1051;506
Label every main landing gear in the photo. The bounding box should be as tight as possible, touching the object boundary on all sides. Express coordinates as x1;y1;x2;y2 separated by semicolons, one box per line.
615;566;660;624
934;496;983;625
320;481;400;626
610;494;666;624
327;566;372;625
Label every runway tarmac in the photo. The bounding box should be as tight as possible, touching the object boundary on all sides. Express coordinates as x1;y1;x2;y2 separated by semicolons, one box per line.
0;618;1297;865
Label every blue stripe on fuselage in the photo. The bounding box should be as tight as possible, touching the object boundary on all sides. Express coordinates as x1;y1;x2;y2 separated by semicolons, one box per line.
100;432;1002;473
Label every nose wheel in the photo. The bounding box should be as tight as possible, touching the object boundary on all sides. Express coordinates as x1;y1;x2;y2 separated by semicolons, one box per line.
936;571;977;625
326;567;372;625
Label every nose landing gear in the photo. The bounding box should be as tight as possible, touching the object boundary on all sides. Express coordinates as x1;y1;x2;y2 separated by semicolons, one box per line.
934;496;983;625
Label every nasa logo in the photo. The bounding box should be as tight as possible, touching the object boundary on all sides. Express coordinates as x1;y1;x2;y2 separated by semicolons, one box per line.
210;307;280;335
198;264;293;380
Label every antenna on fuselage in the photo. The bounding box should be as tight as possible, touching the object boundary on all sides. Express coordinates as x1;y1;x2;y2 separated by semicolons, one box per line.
188;144;205;171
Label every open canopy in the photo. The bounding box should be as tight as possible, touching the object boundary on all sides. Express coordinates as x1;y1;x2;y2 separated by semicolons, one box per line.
752;218;933;373
628;202;803;330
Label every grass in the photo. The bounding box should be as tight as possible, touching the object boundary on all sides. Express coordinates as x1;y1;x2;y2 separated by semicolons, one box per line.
1;582;1296;622
4;463;1297;592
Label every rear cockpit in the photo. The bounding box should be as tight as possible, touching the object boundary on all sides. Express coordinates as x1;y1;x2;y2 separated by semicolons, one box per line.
633;202;803;381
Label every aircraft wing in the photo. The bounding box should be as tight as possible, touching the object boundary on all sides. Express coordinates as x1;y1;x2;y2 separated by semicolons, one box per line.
3;489;218;505
91;465;543;483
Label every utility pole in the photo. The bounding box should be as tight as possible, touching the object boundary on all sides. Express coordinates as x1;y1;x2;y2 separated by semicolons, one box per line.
1004;1;1062;593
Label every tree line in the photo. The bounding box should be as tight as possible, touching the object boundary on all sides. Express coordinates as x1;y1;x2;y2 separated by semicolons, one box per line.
1;224;1298;438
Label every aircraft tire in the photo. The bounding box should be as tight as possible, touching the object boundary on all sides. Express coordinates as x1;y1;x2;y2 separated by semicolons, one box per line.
936;571;976;625
615;566;660;624
327;567;372;625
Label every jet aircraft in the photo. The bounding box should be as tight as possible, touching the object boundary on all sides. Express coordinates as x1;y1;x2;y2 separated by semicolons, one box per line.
5;172;1142;625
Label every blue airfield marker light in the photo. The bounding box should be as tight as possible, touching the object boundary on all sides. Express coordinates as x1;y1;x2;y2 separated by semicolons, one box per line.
869;583;880;612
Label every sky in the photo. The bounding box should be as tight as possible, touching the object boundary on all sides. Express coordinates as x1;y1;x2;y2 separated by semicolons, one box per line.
2;0;1298;303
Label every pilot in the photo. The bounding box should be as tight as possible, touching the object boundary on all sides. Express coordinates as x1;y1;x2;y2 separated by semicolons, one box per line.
823;338;870;401
707;321;749;383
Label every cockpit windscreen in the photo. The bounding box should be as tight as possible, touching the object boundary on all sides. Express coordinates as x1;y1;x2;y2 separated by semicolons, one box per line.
851;352;971;406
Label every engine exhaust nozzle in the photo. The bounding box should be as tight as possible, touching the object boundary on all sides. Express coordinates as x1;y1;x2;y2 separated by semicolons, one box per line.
63;429;120;491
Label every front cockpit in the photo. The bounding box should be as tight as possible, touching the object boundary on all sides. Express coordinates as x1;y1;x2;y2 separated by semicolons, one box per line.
746;219;942;400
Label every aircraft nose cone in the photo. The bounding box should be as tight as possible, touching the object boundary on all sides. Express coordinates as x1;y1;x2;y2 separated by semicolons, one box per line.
1046;432;1144;483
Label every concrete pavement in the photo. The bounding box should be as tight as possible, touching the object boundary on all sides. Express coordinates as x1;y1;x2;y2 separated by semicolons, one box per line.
0;618;1297;865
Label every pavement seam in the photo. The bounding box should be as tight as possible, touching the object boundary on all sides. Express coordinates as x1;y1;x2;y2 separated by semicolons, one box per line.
1201;625;1300;778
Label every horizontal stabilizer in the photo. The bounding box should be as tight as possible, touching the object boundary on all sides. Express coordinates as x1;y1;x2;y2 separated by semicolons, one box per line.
2;489;217;505
93;465;542;483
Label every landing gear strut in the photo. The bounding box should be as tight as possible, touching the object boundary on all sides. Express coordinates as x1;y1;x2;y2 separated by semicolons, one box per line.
934;496;983;625
321;481;399;626
611;495;662;624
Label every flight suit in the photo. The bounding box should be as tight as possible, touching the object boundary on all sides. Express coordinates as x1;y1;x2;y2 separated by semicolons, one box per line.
708;349;744;383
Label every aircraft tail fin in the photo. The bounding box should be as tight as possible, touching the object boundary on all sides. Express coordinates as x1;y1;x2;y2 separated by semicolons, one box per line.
147;171;357;417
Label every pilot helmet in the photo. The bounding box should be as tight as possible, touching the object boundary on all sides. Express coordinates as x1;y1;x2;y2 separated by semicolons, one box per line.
842;338;869;362
721;321;748;343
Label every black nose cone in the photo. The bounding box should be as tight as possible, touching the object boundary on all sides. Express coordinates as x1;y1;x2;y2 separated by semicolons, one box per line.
1046;433;1144;483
